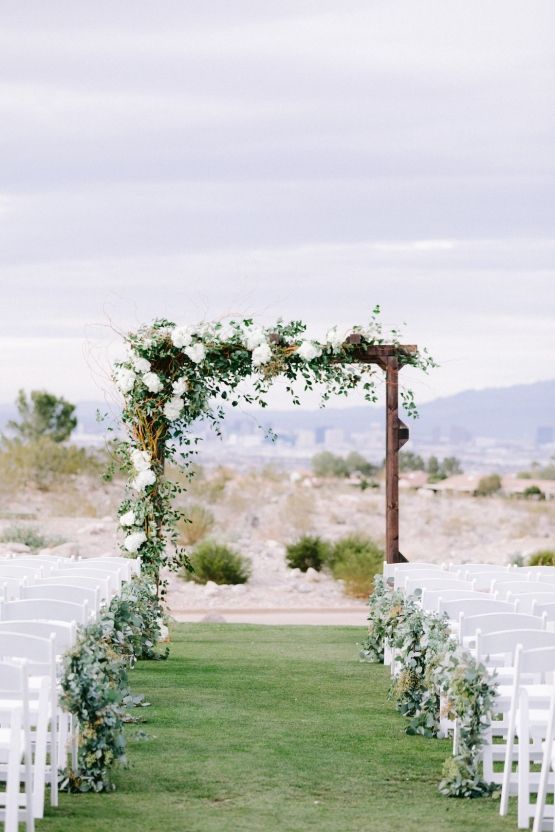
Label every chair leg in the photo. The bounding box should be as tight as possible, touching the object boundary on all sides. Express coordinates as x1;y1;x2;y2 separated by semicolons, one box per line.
518;710;531;829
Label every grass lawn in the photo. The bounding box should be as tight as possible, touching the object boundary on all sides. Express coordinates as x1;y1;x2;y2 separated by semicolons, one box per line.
40;624;516;832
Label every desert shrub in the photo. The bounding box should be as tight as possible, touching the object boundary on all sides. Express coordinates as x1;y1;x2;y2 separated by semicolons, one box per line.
523;485;546;500
312;451;377;479
328;534;384;598
528;550;555;566
476;473;502;496
176;504;215;546
0;524;66;552
285;535;332;572
0;437;102;491
184;541;251;584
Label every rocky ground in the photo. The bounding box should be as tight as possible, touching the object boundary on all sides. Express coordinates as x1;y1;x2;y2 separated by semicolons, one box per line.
0;466;554;619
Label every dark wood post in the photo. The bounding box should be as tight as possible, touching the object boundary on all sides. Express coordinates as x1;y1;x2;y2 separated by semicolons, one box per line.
385;356;406;564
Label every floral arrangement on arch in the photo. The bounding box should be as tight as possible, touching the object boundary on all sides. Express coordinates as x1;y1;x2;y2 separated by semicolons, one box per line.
111;309;434;590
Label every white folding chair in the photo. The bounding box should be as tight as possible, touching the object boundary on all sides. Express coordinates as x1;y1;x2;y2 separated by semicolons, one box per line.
403;576;470;596
507;591;555;615
21;584;99;618
0;634;55;818
86;556;139;580
459;611;546;648
0;578;23;602
45;571;113;601
440;597;516;621
532;683;555;832
0;566;41;582
60;562;124;591
0;661;34;832
0;599;89;627
420;588;484;613
500;645;555;827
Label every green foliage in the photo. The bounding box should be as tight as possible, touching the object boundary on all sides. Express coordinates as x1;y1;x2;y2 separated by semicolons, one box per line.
184;541;251;584
365;580;497;797
0;524;65;552
399;451;426;471
60;575;165;793
475;473;502;496
0;436;102;491
528;550;555;566
518;462;555;480
285;535;332;572
311;451;377;478
328;534;384;598
176;504;215;546
427;455;463;483
7;389;77;443
523;484;545;500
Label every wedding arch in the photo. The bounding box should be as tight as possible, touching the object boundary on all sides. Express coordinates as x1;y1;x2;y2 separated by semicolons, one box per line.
111;310;433;592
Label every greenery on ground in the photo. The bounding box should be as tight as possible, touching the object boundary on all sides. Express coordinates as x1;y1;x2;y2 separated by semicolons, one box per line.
175;503;215;545
327;534;384;598
528;549;555;566
399;451;463;482
0;524;66;551
285;535;332;571
183;541;251;584
0;436;104;491
476;474;502;496
40;625;514;832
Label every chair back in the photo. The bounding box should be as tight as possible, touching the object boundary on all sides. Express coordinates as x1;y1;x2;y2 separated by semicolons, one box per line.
439;597;515;619
0;597;89;625
459;611;545;639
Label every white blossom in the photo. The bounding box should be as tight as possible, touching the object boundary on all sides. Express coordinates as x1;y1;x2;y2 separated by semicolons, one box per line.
114;366;136;393
297;341;322;361
171;325;194;348
142;371;163;393
243;327;266;350
130;448;151;472
123;530;147;553
131;469;156;492
163;396;184;421
216;322;236;341
120;509;136;527
325;326;347;350
184;343;206;364
195;321;215;338
172;377;189;396
131;354;151;373
251;342;273;367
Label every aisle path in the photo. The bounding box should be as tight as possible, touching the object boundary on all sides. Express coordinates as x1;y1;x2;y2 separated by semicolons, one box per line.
40;625;515;832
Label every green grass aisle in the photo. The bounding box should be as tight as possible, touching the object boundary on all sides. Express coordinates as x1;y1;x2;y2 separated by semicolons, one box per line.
41;624;516;832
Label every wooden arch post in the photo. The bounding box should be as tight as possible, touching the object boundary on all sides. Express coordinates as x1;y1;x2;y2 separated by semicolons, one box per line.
344;340;416;564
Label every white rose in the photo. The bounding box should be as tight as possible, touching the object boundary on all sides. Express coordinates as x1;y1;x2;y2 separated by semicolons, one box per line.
142;371;163;393
114;366;135;393
130;448;151;472
120;510;136;527
123;531;147;553
325;326;347;350
163;396;184;421
217;323;236;341
297;341;322;361
171;326;194;348
172;377;189;396
131;469;156;491
243;327;266;350
184;343;206;364
251;342;273;367
131;354;151;373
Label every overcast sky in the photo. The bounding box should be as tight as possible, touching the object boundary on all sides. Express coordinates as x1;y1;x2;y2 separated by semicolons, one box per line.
1;1;554;410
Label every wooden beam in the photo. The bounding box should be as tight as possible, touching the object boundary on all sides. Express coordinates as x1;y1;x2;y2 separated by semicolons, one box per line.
385;355;403;564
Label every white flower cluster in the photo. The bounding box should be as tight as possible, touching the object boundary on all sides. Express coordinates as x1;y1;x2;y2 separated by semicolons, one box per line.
130;447;156;492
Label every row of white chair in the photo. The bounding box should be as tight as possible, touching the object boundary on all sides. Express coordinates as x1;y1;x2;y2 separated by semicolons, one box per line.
0;554;139;832
384;560;555;830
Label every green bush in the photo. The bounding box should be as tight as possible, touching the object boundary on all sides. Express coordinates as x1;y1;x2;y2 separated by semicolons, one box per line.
176;504;215;546
523;485;545;500
0;437;102;491
311;451;377;479
528;550;555;566
0;524;65;552
328;534;384;599
184;541;251;585
285;535;332;572
476;474;502;496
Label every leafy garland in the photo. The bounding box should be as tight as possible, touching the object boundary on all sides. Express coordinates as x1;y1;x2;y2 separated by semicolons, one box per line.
111;311;434;589
363;579;497;797
60;574;165;792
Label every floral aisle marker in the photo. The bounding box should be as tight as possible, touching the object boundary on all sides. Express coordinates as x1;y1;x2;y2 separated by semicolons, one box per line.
111;310;435;592
362;578;497;798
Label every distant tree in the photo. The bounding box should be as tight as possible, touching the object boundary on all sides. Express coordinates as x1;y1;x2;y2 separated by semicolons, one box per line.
344;451;377;478
476;474;502;497
311;451;349;478
399;451;426;472
7;390;77;443
441;456;463;477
